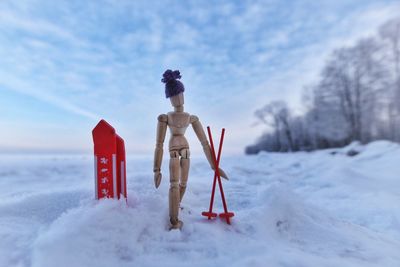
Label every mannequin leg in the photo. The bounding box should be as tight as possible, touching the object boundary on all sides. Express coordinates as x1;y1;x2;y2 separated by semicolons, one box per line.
169;150;181;229
179;148;190;202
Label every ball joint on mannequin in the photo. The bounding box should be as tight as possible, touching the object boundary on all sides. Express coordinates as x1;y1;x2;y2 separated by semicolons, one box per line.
153;69;228;230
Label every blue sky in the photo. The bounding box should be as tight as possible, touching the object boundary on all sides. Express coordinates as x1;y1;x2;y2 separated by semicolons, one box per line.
0;0;399;155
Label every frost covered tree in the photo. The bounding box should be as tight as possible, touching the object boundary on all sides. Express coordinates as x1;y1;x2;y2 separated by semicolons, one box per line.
318;38;386;142
254;101;295;151
246;17;400;154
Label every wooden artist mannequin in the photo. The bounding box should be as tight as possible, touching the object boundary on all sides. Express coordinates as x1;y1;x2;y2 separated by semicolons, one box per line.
153;69;228;230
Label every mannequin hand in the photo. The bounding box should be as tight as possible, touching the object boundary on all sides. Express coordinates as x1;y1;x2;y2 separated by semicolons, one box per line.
213;167;229;180
154;171;162;188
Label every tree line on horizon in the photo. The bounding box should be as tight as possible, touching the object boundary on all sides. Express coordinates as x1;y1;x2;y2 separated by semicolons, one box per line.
246;18;400;154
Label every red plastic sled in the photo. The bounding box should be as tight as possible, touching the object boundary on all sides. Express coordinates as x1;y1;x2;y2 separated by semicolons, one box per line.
92;120;127;200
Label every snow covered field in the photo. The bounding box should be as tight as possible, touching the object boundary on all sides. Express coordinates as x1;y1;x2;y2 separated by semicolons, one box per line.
0;141;399;267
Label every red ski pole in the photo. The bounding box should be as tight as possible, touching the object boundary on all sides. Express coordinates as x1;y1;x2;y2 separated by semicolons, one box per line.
202;127;234;225
210;129;234;225
201;127;224;219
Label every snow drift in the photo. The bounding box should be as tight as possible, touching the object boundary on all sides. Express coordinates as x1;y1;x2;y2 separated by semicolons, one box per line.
0;141;399;267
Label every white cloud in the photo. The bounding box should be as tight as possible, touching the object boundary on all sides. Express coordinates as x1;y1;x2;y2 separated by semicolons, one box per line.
0;75;99;120
0;0;399;154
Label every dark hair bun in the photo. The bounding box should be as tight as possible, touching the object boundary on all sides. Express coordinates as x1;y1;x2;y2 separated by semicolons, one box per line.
161;69;181;83
162;69;185;98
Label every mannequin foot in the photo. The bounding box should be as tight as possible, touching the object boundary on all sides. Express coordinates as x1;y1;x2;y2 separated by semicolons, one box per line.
169;219;183;230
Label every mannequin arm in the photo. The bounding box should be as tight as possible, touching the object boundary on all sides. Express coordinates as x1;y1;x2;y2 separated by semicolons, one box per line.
153;114;167;188
190;115;228;179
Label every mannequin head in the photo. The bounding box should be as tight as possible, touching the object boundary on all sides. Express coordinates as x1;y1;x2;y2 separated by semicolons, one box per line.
169;92;184;107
